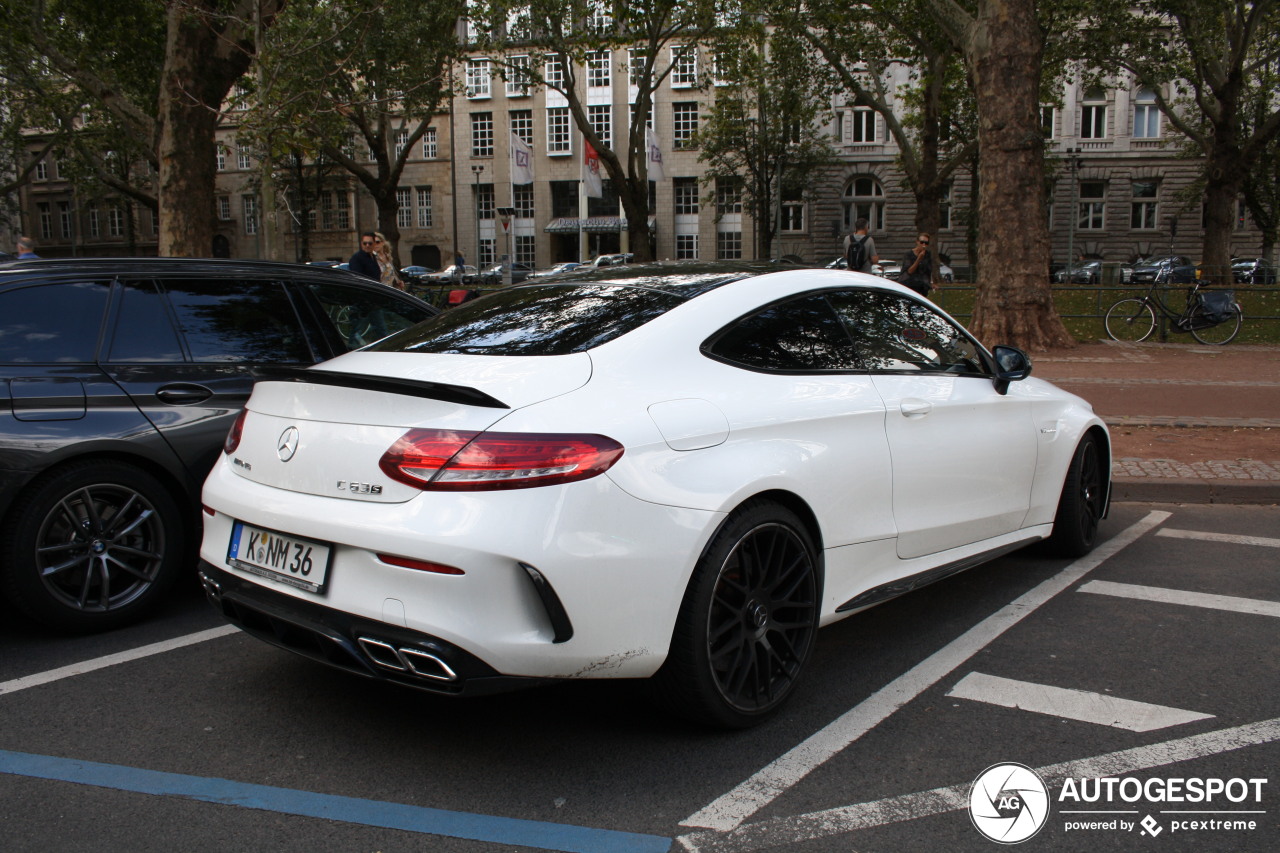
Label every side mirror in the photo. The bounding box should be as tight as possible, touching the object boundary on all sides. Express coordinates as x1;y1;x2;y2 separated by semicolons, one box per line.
992;345;1032;395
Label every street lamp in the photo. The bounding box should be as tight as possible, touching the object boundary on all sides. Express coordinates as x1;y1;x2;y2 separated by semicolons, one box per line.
471;165;484;275
1064;146;1083;280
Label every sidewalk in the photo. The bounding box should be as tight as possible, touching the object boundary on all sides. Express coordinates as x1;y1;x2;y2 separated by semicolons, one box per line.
1034;340;1280;504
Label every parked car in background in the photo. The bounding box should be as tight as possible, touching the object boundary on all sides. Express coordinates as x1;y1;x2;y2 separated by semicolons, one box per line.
426;264;480;285
591;252;633;267
527;261;583;279
1130;256;1194;284
1231;257;1277;284
479;262;536;285
1054;261;1103;284
198;261;1108;727
399;265;437;285
0;257;437;632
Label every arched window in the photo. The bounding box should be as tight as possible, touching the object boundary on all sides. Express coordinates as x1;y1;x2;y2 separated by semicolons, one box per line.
1080;87;1108;139
843;177;885;231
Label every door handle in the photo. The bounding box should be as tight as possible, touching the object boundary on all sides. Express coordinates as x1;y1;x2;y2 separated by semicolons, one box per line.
155;384;214;405
900;398;933;418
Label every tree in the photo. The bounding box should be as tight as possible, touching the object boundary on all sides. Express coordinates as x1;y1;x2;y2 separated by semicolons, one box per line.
471;0;726;262
924;0;1074;349
694;28;837;259
0;0;283;257
1078;0;1280;275
247;0;463;268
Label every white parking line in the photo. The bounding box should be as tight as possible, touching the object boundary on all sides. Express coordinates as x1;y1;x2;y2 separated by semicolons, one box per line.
1155;528;1280;548
0;625;240;697
946;672;1213;732
676;716;1280;852
678;511;1172;833
1079;580;1280;619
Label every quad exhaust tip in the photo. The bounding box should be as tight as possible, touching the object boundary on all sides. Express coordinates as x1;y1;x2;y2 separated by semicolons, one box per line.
358;637;458;682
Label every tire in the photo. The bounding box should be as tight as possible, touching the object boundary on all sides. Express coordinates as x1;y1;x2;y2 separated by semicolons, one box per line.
653;501;820;728
1104;298;1156;342
0;461;186;632
1189;305;1242;345
1044;434;1107;558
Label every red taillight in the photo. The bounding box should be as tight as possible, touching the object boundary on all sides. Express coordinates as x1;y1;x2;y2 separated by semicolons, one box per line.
378;429;624;491
377;554;465;575
223;409;248;455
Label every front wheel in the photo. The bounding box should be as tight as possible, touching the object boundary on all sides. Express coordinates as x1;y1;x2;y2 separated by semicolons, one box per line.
1044;433;1108;557
1189;305;1242;345
1104;298;1156;342
0;461;186;632
653;501;820;728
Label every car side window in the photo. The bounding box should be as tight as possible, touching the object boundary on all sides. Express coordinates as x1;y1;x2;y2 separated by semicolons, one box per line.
827;290;988;375
305;282;435;349
109;280;185;362
0;281;110;363
161;278;312;363
704;293;859;372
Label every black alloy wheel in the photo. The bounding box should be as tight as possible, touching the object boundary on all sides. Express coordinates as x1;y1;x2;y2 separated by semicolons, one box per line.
655;501;820;728
1044;433;1107;557
1;461;185;631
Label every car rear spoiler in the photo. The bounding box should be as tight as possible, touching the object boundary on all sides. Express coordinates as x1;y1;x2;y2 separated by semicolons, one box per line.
259;367;510;410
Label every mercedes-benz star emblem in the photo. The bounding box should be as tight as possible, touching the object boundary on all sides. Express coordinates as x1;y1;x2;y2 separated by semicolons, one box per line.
277;426;300;462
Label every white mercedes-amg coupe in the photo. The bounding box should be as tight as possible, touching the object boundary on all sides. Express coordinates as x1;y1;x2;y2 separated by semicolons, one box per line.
199;264;1109;727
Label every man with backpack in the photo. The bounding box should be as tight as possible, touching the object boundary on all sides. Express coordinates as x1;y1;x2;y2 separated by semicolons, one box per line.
843;218;878;273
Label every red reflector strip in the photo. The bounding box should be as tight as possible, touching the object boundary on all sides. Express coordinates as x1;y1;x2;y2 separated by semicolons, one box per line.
202;504;216;517
377;554;465;575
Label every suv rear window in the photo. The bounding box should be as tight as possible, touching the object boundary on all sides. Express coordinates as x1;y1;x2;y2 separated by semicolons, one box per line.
369;283;685;356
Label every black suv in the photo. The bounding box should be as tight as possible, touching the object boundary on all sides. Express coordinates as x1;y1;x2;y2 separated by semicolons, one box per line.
0;258;437;631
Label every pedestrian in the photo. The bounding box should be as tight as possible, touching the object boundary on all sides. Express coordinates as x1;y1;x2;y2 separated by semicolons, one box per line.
842;218;878;273
899;232;933;298
348;232;381;280
372;232;405;290
452;249;466;283
16;236;40;259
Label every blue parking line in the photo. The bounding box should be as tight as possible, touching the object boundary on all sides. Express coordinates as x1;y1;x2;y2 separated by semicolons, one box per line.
0;750;672;853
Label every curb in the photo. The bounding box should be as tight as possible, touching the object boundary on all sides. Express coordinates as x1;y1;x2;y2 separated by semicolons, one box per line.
1111;477;1280;505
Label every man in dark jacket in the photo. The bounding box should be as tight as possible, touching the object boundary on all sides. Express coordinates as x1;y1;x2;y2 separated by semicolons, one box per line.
348;232;381;280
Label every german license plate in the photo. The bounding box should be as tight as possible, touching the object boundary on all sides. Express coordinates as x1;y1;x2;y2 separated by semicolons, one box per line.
228;521;332;594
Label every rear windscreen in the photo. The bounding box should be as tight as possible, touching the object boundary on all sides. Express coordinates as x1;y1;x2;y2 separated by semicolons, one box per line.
368;284;686;355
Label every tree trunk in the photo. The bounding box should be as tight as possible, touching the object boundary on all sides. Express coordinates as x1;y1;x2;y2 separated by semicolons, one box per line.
963;0;1073;350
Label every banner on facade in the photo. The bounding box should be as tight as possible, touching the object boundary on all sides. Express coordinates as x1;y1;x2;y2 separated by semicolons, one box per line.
645;127;666;182
510;132;534;185
582;139;603;198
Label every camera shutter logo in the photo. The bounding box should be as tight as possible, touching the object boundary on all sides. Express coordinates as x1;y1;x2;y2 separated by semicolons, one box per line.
969;763;1050;844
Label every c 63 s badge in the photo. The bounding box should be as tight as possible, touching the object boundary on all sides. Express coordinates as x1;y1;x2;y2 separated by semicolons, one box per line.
337;481;383;495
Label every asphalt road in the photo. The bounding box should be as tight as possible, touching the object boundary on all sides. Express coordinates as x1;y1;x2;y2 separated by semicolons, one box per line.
2;502;1277;852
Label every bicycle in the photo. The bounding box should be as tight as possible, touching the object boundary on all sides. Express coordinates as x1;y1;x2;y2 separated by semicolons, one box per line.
1104;277;1243;345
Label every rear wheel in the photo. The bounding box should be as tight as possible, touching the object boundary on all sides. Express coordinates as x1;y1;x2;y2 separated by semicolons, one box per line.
654;501;820;728
1104;298;1156;342
0;461;186;632
1044;434;1107;557
1189;305;1242;345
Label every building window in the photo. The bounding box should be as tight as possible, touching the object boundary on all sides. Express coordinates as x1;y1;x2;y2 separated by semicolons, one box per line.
1041;106;1056;138
545;54;566;90
1131;181;1158;229
1133;89;1160;138
939;183;952;230
507;55;532;97
676;234;698;259
588;104;612;149
58;202;73;239
673;102;699;150
628;49;646;88
217;195;232;221
850;108;877;143
467;59;491;98
397;187;412;228
716;230;742;260
108;205;125;237
395;129;409;158
1078;181;1105;229
515;234;536;265
479;238;496;267
511;110;534;146
38;202;52;239
417;187;433;228
780;191;805;232
88;207;100;238
216;146;227;171
514;185;534;219
671;46;697;87
547;107;572;154
843;176;885;231
587;50;611;88
477;184;495;220
421;127;437;159
630;103;653;131
237;145;252;170
716;178;743;216
588;2;612;33
674;178;699;214
1080;89;1107;139
34;160;48;181
471;112;494;157
242;195;258;235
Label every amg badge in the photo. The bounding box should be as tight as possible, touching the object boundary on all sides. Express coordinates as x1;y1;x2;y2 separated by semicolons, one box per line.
337;481;383;495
